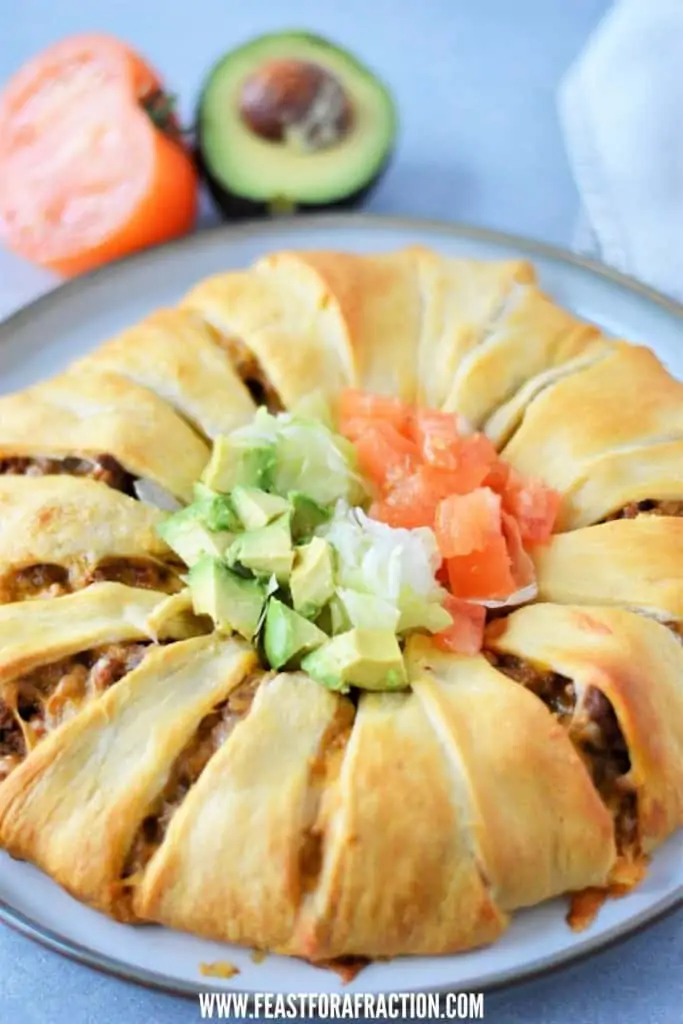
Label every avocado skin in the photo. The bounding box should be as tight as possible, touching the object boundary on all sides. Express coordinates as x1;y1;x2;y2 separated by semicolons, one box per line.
196;137;393;221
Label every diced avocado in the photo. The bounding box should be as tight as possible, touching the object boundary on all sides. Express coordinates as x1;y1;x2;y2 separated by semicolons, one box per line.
301;628;408;693
192;482;242;532
231;486;290;531
263;598;327;669
188;556;265;640
289;491;331;541
329;593;352;634
202;435;276;493
337;588;400;632
227;513;293;582
290;537;335;619
157;507;234;567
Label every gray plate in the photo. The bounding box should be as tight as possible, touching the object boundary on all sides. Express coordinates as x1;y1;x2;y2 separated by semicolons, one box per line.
0;214;681;999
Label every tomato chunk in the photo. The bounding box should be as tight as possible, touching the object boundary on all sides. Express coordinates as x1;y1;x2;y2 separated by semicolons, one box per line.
352;421;419;489
434;595;486;654
339;390;411;438
502;470;561;545
434;488;501;556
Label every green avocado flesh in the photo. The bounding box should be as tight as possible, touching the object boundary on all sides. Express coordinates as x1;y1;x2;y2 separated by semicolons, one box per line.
198;32;397;210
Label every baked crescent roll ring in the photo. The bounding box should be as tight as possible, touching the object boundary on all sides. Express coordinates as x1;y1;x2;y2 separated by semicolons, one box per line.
75;309;256;440
0;634;258;919
533;519;683;622
485;605;683;867
0;369;209;502
0;476;180;603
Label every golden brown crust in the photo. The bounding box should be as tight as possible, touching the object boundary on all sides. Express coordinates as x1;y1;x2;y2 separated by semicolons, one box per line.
135;672;352;950
533;519;683;620
0;635;257;918
0;476;174;591
292;687;507;960
559;441;683;529
503;344;683;495
407;638;616;911
0;369;209;502
443;285;602;428
76;309;256;439
414;251;535;409
485;604;683;853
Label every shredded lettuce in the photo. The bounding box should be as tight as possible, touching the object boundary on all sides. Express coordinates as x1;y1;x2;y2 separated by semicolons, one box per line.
317;503;449;634
230;408;368;507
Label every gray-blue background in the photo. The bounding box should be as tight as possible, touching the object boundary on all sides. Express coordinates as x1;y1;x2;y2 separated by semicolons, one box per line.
2;2;682;1021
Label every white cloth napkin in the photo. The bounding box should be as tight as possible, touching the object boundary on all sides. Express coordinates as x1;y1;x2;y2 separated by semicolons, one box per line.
559;0;683;301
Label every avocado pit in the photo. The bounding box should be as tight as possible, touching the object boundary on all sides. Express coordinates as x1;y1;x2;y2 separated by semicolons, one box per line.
239;59;354;152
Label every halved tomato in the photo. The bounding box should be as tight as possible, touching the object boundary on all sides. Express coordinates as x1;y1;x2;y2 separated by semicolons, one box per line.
433;595;487;654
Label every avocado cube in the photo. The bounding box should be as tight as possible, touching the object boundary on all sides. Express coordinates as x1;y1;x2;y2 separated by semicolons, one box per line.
289;491;331;541
157;507;234;568
231;486;291;531
227;513;293;583
188;556;265;640
263;598;327;670
301;629;408;693
192;483;242;532
201;435;276;493
290;537;335;619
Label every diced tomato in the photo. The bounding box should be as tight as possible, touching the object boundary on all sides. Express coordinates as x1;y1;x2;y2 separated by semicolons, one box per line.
352;421;419;489
370;475;437;529
446;538;516;600
338;389;411;438
434;595;486;655
501;471;561;545
434;488;501;557
482;456;512;494
501;511;536;590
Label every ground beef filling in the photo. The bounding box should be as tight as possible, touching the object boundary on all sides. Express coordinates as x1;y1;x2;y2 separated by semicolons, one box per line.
0;559;180;604
122;673;263;882
0;641;149;783
85;558;181;593
603;498;683;521
486;651;638;857
217;333;284;412
0;454;136;495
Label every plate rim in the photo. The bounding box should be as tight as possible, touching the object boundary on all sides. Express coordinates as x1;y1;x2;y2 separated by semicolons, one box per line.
0;211;682;1000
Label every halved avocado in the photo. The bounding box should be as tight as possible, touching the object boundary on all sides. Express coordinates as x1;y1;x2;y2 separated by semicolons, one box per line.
197;31;398;218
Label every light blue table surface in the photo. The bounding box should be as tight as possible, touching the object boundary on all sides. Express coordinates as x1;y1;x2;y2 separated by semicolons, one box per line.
2;2;682;1021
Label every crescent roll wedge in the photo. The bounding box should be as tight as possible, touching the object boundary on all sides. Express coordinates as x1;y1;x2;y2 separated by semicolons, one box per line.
0;369;209;502
503;344;683;495
485;605;683;868
259;249;423;402
181;265;355;409
559;441;683;529
76;309;256;439
0;476;180;603
533;519;683;622
291;687;507;961
414;251;535;409
135;671;353;951
0;634;258;918
406;638;616;911
442;285;603;429
484;340;613;449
